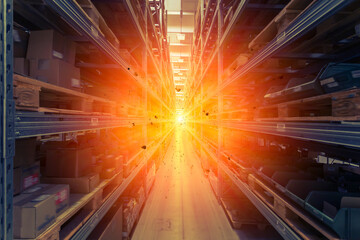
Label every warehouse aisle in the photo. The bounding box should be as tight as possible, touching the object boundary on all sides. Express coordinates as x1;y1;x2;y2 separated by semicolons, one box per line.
132;127;240;240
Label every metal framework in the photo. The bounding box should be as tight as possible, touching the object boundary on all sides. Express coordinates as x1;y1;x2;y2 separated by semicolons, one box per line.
44;0;173;113
1;1;14;239
4;0;174;238
189;0;359;239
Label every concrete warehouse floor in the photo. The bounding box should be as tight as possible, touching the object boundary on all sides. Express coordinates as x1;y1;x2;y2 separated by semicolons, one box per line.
133;127;281;240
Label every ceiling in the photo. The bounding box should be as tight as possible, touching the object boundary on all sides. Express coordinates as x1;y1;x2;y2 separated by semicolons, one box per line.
165;0;198;110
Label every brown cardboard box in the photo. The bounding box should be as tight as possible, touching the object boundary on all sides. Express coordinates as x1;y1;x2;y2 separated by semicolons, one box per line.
23;184;70;217
29;59;81;91
84;189;103;210
46;147;92;178
113;169;123;185
20;161;40;192
13;193;56;238
14;58;29;75
13;137;37;168
13;28;29;58
100;168;116;179
102;155;123;172
26;30;76;64
13;168;21;195
41;173;99;194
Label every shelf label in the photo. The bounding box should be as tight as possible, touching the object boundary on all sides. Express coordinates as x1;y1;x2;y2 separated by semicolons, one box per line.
91;118;99;126
320;77;335;86
276;123;286;132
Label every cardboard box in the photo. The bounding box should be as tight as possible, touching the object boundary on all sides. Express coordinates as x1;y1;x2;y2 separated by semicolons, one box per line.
14;137;37;168
23;184;70;216
13;29;29;58
113;169;123;185
84;189;103;210
100;168;116;179
20;161;40;192
13;193;56;238
29;59;81;91
42;173;99;194
26;30;76;64
103;155;123;173
14;58;29;75
46;147;92;178
13;168;22;195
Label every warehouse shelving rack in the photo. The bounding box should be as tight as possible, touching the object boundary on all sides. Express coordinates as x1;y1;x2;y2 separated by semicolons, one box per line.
1;1;15;239
188;0;360;239
43;0;173;113
1;0;176;239
188;128;302;240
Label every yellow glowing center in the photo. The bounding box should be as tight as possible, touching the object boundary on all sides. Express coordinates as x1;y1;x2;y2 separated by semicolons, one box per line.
177;115;184;123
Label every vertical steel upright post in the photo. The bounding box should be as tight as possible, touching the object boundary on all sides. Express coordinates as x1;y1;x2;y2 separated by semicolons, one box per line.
199;0;205;160
143;0;148;196
217;0;223;198
159;0;163;160
1;1;14;239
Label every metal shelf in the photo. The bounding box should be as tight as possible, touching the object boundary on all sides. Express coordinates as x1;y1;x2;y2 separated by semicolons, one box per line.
71;127;174;240
187;0;355;115
123;0;174;106
187;127;302;240
220;164;302;240
1;0;14;239
222;120;360;149
15;111;147;139
193;119;360;149
43;0;173;113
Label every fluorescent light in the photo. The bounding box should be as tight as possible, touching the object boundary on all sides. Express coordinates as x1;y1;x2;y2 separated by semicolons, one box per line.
177;33;185;41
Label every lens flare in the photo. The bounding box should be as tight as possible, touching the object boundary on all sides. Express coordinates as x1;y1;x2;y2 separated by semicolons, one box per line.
177;115;184;124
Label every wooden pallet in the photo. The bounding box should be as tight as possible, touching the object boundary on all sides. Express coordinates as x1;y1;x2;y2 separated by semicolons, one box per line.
220;197;268;230
248;0;313;51
247;174;340;240
14;74;117;115
32;170;123;240
256;88;360;121
76;0;120;49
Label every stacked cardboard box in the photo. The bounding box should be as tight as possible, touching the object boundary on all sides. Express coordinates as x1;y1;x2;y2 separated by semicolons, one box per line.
23;184;70;217
26;30;82;91
41;142;100;194
13;138;40;195
13;193;56;238
13;28;30;75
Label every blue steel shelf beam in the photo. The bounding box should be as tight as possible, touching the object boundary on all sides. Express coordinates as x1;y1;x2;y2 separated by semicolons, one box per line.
43;0;173;113
0;1;14;239
186;0;354;116
193;119;360;149
71;126;175;240
15;112;148;139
